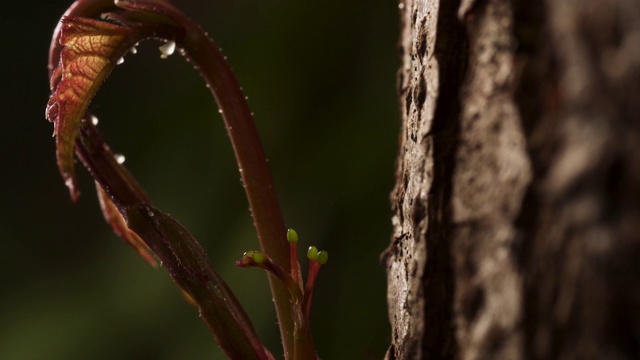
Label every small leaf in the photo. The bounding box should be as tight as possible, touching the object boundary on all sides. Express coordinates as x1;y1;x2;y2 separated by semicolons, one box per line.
46;16;137;200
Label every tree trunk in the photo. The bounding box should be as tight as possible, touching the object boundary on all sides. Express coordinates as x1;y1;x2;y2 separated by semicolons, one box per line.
383;0;640;359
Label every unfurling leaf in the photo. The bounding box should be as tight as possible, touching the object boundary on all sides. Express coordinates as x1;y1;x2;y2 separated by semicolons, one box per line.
46;16;137;200
46;1;312;357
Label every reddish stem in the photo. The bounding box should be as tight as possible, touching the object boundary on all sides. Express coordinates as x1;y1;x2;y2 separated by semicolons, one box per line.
302;261;322;321
290;242;301;285
76;118;269;360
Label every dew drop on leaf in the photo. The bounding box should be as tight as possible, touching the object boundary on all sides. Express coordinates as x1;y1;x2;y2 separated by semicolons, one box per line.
117;57;124;65
90;115;99;125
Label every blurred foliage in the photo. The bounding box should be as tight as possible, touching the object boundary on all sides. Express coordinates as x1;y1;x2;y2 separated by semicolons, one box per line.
1;0;398;358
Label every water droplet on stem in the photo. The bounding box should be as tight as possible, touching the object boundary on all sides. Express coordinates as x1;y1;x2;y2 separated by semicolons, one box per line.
159;41;176;59
114;154;126;164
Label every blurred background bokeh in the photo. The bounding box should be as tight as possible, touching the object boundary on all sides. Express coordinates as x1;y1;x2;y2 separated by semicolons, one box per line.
1;0;398;358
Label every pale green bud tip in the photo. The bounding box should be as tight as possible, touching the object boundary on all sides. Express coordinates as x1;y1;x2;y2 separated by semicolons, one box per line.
307;246;319;260
287;229;299;243
316;251;329;265
252;251;266;264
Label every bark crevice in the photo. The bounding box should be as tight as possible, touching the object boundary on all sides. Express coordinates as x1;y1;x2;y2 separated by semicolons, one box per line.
384;0;468;359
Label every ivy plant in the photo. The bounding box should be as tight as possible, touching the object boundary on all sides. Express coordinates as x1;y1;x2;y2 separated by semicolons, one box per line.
45;1;327;359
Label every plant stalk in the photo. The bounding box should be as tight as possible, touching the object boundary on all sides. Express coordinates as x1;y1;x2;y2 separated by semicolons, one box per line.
76;118;270;360
149;4;298;357
114;1;298;354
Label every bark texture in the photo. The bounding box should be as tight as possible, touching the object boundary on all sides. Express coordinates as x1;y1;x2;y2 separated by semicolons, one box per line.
384;0;640;359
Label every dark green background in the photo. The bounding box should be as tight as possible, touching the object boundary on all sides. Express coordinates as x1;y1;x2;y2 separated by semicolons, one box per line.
1;0;398;358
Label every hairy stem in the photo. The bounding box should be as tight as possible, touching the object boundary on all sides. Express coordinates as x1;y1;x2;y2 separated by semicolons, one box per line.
49;0;313;357
143;3;298;356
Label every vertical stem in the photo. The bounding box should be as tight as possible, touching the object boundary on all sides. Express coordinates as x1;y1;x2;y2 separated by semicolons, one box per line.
290;243;300;284
303;261;321;320
177;21;297;359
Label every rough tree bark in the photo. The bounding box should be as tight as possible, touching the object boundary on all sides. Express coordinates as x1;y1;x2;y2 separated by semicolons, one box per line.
383;0;640;359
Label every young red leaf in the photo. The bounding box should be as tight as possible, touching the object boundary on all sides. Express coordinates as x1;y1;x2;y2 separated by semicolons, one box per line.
46;17;137;200
46;1;313;357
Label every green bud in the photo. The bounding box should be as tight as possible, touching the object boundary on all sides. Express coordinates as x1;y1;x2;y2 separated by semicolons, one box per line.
287;229;299;243
316;250;329;265
252;251;266;264
307;246;319;260
243;250;255;257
